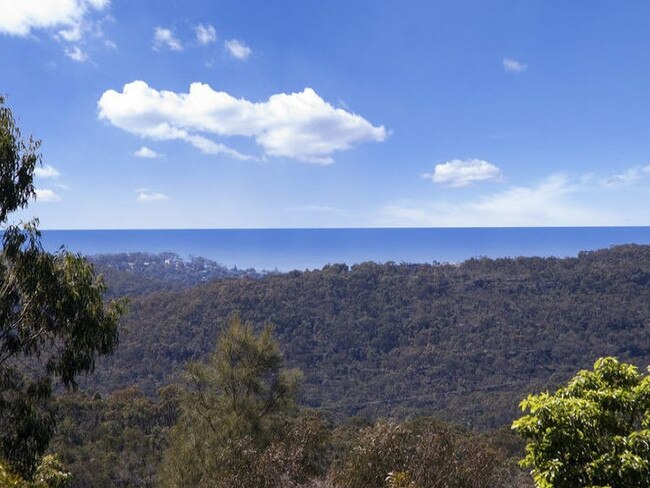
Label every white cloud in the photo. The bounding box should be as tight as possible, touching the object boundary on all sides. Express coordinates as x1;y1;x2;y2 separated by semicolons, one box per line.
136;189;169;203
423;159;502;187
98;80;387;164
225;39;251;60
601;165;650;187
133;146;161;159
34;164;61;178
503;57;527;73
0;0;110;60
153;27;183;51
35;188;62;202
64;45;88;62
380;175;610;227
0;0;109;36
462;174;582;225
195;23;216;45
182;134;255;160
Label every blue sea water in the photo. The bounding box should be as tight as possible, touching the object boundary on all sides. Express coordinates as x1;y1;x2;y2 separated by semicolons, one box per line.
39;227;650;272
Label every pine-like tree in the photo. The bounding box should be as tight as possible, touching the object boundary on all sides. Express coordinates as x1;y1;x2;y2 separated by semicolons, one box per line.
159;314;303;487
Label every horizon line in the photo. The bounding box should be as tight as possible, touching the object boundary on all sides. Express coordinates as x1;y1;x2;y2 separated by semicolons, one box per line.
33;225;650;232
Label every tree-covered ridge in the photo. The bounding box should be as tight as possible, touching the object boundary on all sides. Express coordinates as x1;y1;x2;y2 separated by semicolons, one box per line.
82;244;650;429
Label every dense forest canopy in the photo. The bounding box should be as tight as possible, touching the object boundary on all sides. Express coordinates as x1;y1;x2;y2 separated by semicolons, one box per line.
81;244;650;429
52;319;530;488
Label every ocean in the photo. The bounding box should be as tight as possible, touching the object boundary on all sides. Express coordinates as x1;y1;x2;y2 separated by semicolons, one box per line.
38;227;650;272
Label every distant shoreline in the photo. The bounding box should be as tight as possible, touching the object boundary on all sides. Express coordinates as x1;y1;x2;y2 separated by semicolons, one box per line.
39;227;650;272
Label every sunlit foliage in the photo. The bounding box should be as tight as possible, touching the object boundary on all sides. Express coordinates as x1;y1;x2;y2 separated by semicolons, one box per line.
513;357;650;487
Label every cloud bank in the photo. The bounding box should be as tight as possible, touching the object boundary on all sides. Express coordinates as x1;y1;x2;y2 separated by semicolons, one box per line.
381;174;613;227
98;81;387;164
601;165;650;187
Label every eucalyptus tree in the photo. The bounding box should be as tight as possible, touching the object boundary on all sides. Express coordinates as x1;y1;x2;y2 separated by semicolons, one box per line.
0;95;123;478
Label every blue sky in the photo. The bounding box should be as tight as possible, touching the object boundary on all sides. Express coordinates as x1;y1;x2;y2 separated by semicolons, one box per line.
2;0;650;229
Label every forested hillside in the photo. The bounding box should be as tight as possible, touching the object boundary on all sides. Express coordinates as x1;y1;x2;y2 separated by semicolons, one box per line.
83;244;650;429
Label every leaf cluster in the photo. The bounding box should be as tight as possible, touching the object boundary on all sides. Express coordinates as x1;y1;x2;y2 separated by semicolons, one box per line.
513;357;650;487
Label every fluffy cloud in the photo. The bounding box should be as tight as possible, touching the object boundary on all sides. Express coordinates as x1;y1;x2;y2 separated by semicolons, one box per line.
136;189;168;203
225;39;251;60
195;24;216;45
380;175;610;227
98;81;387;164
35;188;62;202
153;27;183;51
423;159;502;187
133;146;161;159
0;0;108;36
0;0;110;61
34;164;60;178
503;57;527;73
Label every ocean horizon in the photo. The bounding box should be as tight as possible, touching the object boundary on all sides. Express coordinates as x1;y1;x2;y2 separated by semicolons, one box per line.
39;227;650;272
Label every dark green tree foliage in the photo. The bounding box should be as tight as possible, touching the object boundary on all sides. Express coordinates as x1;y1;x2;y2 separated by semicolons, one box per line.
159;314;308;487
513;357;650;488
49;386;178;488
0;95;38;223
0;96;123;478
52;386;332;488
50;386;531;487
